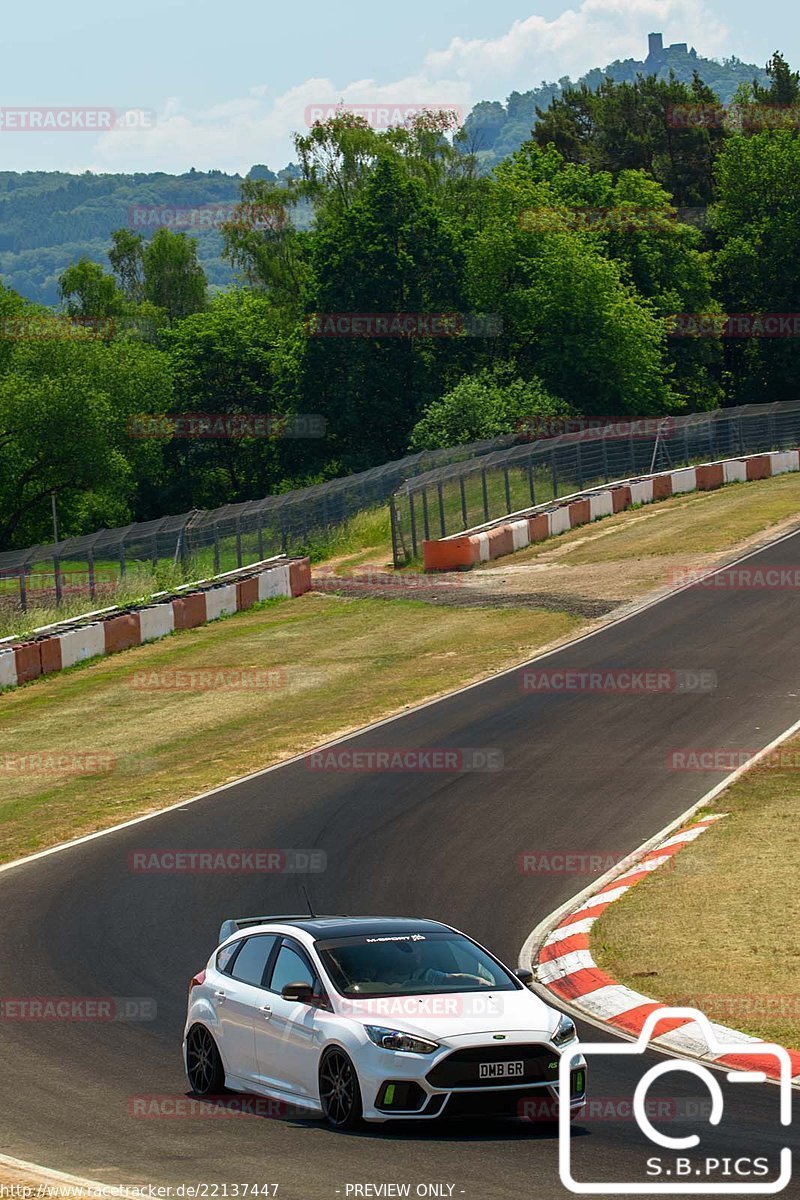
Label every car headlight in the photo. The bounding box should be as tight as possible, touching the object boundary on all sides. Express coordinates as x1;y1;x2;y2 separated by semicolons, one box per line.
552;1014;577;1047
365;1025;439;1054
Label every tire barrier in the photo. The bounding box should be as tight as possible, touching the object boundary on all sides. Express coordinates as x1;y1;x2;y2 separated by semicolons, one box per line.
0;556;310;693
422;451;800;572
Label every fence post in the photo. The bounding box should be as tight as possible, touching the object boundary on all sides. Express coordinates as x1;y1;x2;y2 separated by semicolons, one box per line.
437;481;446;537
629;433;636;476
481;469;489;522
213;526;221;575
550;452;558;500
421;487;431;541
409;492;418;560
235;516;243;569
257;513;264;562
459;475;468;528
683;425;690;466
87;551;96;601
19;572;27;613
389;495;401;568
53;552;62;607
576;442;584;489
503;466;512;513
602;437;610;483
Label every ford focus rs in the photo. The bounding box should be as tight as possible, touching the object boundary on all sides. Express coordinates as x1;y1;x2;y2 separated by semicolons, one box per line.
183;915;587;1128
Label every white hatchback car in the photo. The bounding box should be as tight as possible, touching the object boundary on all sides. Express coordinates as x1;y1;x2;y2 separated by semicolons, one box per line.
184;915;587;1128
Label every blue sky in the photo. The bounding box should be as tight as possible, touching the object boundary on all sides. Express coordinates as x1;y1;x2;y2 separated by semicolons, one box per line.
1;0;794;174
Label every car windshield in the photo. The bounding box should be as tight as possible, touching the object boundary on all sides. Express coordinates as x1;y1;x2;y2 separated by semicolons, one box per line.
315;931;519;997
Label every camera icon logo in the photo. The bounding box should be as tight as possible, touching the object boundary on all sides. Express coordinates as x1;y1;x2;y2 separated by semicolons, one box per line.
558;1007;793;1194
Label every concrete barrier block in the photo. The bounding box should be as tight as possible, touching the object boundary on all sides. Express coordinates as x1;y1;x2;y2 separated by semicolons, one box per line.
288;558;312;597
589;491;614;520
568;498;591;528
206;583;239;621
510;520;530;551
528;514;550;543
652;474;673;501
770;450;799;475
612;485;632;513
487;525;514;559
103;612;141;655
39;637;63;675
723;460;747;484
59;623;105;669
14;641;42;685
548;507;572;537
0;648;18;689
476;532;491;562
746;455;771;481
696;463;724;491
139;603;175;643
629;480;654;505
173;592;208;631
671;467;697;494
236;576;260;611
258;563;293;597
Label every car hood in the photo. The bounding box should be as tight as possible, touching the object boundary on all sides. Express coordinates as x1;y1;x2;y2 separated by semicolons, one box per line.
336;988;558;1041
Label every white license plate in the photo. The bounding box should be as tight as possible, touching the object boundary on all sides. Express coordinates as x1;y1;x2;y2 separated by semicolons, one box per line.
479;1060;524;1079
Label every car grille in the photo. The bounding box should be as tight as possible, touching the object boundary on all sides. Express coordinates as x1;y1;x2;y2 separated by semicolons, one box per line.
426;1043;559;1089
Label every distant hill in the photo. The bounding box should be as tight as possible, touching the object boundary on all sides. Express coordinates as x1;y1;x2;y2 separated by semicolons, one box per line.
0;36;772;306
461;34;771;168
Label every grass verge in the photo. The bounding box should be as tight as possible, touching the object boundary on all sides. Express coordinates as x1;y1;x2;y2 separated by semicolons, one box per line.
0;595;580;863
592;752;800;1048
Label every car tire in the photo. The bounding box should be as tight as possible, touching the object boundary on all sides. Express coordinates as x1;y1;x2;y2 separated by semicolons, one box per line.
186;1024;226;1097
319;1047;364;1130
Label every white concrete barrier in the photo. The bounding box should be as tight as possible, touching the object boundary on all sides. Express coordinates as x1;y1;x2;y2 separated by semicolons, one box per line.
139;603;176;643
770;450;800;475
723;460;748;483
548;507;572;536
476;532;491;563
671;467;697;494
258;564;292;601
205;584;238;621
509;520;530;551
589;491;614;520
0;648;17;689
59;623;105;669
629;479;654;505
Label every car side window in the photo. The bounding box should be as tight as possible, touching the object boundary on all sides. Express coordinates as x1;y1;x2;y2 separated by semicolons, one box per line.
228;935;277;987
268;941;317;995
216;940;241;975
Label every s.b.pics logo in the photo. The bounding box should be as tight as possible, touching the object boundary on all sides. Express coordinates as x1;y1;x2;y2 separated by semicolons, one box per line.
558;1008;793;1194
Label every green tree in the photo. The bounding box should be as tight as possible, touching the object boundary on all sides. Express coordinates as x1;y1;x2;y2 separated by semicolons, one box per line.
108;229;145;301
58;258;121;317
142;228;208;322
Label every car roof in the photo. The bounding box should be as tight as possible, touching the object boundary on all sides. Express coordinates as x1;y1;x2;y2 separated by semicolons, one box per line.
256;916;454;940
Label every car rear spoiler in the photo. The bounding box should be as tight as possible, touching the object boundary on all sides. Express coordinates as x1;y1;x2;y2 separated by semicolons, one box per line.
218;915;314;944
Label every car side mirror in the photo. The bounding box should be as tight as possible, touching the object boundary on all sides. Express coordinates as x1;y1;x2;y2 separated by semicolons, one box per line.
282;981;316;1004
515;968;534;987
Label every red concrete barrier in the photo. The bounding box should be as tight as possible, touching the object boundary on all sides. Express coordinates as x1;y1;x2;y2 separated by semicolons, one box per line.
103;612;141;654
39;637;63;675
611;485;632;513
652;474;673;501
236;576;260;611
423;537;477;570
172;592;208;631
289;558;312;597
568;499;591;528
14;641;42;685
696;463;724;491
528;513;550;543
486;525;514;559
746;455;771;481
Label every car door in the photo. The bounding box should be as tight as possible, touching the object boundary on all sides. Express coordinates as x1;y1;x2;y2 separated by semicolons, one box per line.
213;934;278;1083
254;937;327;1098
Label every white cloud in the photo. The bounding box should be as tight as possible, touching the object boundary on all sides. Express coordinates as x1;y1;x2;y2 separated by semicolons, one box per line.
78;0;727;174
